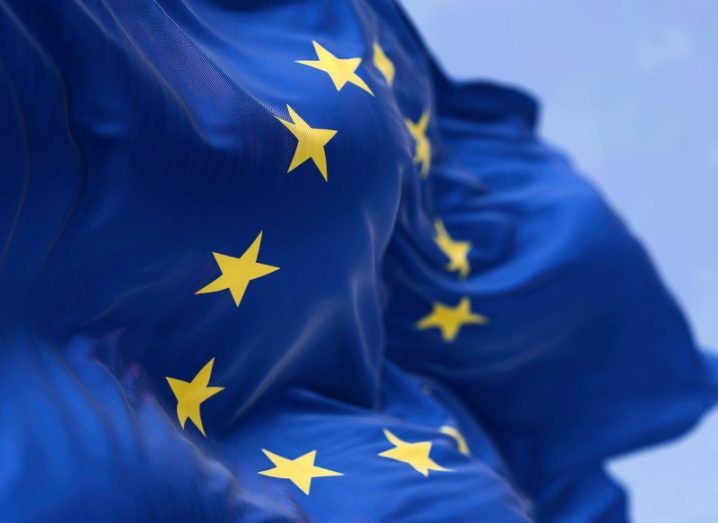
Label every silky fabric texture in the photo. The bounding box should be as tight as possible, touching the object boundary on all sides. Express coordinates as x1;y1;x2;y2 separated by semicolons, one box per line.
0;1;716;522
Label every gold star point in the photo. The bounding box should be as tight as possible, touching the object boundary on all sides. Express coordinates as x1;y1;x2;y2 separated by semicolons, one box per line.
297;41;373;96
416;297;488;343
439;425;471;456
276;104;337;181
372;42;395;86
434;219;471;278
166;357;224;437
196;231;279;307
258;449;343;495
378;429;452;477
405;110;431;177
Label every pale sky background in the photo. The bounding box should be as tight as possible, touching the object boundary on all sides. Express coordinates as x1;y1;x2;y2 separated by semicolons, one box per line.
401;1;718;521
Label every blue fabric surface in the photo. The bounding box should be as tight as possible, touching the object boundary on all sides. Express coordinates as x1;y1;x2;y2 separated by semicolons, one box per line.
1;1;715;521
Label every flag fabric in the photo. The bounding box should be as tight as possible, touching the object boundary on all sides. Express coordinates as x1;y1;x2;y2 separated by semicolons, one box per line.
1;1;716;521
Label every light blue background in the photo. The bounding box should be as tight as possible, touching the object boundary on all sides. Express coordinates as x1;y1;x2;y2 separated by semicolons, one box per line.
401;1;718;521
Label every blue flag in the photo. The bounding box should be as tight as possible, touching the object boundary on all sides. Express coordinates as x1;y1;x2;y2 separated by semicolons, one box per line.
1;1;716;521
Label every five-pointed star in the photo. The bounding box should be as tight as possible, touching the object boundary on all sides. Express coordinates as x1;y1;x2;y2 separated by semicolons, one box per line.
434;219;471;278
405;110;431;177
416;297;488;343
378;429;452;477
258;449;343;495
276;104;337;181
196;231;279;307
373;42;395;86
439;425;471;456
166;357;224;437
297;41;373;95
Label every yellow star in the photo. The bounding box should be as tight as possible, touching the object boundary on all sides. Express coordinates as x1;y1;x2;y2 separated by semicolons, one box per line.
196;231;279;307
373;42;395;86
258;449;343;495
166;358;224;437
416;297;488;343
296;41;373;95
405;110;431;177
276;105;337;181
439;426;471;456
378;429;452;477
434;219;471;278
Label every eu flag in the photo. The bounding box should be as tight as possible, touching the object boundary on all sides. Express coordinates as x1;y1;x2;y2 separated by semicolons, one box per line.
1;1;716;521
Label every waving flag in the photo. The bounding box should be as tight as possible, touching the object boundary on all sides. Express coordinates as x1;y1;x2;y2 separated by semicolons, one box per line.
1;1;716;521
